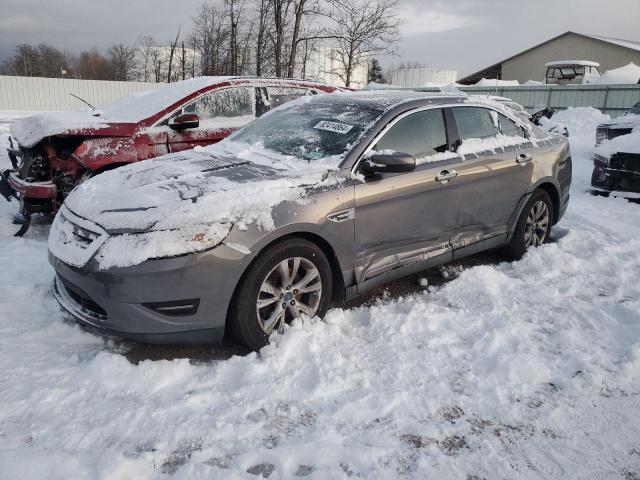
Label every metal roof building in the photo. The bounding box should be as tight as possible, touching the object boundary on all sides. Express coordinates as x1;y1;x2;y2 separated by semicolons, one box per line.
459;31;640;85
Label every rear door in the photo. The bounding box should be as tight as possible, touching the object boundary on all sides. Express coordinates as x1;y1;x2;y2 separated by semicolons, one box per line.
353;108;462;283
165;86;256;152
446;106;534;250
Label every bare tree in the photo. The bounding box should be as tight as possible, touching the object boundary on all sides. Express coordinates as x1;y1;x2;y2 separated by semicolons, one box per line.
192;1;230;75
326;0;400;87
136;36;156;81
254;0;271;76
166;28;181;82
150;48;164;82
107;44;138;81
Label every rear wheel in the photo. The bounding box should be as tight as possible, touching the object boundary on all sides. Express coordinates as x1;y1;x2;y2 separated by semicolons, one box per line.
229;239;333;351
502;189;553;260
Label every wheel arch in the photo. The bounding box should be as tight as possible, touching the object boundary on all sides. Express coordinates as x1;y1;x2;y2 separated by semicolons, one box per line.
532;180;561;225
223;230;348;337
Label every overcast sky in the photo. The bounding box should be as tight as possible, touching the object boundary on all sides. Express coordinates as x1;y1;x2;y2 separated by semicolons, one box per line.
0;0;639;77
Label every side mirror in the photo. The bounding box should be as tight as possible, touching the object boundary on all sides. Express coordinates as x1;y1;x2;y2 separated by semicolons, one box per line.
360;152;416;175
169;113;200;131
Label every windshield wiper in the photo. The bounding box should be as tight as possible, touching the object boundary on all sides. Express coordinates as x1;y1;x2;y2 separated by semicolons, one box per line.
70;93;101;116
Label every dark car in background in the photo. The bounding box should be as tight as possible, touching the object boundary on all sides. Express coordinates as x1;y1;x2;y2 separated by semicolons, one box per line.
0;77;345;234
591;101;640;199
48;92;571;351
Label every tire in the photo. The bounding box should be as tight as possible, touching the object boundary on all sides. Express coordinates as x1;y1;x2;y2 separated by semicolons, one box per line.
502;189;554;260
229;238;333;351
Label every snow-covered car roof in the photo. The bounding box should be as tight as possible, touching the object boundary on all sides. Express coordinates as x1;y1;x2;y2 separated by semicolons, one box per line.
99;76;235;122
98;76;339;123
545;60;600;68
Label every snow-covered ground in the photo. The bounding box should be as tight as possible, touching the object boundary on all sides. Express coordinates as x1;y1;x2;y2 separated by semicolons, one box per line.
0;108;639;479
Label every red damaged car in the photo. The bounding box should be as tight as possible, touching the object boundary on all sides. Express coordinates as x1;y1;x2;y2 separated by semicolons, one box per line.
1;77;345;234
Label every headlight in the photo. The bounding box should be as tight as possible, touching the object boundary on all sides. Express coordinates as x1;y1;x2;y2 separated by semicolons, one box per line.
95;223;232;269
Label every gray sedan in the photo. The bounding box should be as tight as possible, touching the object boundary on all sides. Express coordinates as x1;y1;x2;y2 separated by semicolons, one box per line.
48;92;572;350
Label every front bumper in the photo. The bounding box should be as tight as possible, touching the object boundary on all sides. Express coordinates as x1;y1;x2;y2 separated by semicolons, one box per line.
49;243;255;345
1;169;57;199
591;152;640;197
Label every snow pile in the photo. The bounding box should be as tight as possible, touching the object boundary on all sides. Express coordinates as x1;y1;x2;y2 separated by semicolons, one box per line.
522;80;544;86
475;78;520;87
549;107;610;137
593;62;640;85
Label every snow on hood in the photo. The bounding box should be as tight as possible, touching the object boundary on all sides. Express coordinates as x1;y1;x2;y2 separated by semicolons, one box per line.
10;111;115;148
595;131;640;156
57;144;343;269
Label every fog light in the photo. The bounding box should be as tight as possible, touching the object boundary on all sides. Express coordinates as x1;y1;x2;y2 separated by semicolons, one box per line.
143;299;200;317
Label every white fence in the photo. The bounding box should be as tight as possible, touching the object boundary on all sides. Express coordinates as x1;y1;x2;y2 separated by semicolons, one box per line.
419;84;640;117
0;75;163;112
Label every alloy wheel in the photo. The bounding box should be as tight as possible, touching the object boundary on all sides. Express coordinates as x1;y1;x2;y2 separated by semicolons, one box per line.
524;200;550;247
256;257;322;334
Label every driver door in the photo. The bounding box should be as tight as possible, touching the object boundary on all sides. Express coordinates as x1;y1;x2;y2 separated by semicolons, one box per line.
353;108;462;284
166;86;256;153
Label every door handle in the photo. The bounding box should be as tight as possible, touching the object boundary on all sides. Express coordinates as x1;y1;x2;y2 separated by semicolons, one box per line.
517;153;533;164
436;169;458;183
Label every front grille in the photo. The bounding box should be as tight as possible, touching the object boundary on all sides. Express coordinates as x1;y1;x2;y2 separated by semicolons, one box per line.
60;277;107;318
610;153;640;173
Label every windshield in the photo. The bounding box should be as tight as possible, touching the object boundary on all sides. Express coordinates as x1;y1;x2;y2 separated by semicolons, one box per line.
224;99;383;163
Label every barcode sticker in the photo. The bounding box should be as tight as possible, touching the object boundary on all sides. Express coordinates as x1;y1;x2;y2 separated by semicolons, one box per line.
313;121;354;134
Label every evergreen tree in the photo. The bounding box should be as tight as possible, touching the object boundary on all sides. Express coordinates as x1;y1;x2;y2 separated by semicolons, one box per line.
368;58;384;83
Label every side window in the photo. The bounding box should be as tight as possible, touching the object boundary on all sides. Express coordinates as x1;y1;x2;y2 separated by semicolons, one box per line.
452;107;501;140
267;86;314;109
498;114;524;137
182;87;254;119
374;109;448;161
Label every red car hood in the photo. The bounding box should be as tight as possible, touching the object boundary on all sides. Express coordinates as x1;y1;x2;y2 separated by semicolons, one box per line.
10;112;137;148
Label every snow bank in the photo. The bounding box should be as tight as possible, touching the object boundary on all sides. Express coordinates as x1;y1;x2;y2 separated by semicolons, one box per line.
593;62;640;85
475;78;520;87
549;107;610;136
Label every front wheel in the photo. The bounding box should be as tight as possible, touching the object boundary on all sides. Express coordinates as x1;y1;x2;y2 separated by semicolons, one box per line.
228;239;333;351
502;189;553;260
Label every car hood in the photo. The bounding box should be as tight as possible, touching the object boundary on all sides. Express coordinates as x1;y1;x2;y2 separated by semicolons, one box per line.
64;149;333;234
10;111;135;148
599;113;640;130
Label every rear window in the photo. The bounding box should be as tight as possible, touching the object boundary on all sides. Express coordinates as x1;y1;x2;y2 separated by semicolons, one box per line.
499;114;524;137
453;107;501;139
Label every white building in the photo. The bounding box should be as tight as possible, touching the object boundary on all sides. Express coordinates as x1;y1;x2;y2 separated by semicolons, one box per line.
300;47;369;89
391;68;458;88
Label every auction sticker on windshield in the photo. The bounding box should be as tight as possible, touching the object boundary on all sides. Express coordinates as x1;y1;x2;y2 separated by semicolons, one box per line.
314;121;354;134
